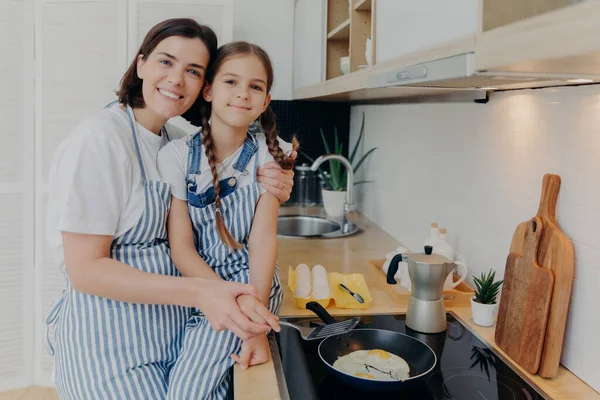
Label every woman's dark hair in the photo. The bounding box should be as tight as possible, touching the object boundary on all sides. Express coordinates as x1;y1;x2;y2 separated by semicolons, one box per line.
199;41;299;249
117;18;218;108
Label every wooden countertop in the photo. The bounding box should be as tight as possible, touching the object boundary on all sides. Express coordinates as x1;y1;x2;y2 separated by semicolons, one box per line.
234;207;599;400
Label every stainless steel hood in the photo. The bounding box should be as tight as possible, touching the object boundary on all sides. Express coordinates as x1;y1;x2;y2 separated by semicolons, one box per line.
367;52;600;91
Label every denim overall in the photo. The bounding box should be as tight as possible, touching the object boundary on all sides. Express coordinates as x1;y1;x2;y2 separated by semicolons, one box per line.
45;103;189;399
167;131;283;400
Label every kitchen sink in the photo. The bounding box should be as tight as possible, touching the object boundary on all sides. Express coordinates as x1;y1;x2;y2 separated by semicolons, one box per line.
277;215;359;238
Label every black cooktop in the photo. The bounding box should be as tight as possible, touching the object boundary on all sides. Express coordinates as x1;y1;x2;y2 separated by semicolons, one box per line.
274;313;547;400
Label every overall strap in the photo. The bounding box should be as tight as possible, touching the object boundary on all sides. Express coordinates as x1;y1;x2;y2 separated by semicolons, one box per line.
125;105;148;184
232;134;259;174
186;130;204;185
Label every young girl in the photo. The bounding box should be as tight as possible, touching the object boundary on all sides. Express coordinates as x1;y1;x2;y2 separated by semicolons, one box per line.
157;41;298;399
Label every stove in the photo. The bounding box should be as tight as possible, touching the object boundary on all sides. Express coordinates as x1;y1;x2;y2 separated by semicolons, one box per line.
271;313;547;400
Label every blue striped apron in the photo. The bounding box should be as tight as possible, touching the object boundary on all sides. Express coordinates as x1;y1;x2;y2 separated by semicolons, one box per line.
167;131;283;400
44;104;189;399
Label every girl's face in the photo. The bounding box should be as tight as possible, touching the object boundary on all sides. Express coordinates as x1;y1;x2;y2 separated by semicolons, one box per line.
203;55;271;129
137;36;210;121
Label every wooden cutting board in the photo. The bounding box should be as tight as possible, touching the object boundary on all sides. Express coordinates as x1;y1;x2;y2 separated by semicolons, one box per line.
495;217;555;375
509;174;575;378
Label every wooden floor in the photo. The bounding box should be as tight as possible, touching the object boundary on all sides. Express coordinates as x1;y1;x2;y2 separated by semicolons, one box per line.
0;387;58;400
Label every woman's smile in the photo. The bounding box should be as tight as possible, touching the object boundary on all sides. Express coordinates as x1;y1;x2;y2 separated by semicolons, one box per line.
157;88;184;100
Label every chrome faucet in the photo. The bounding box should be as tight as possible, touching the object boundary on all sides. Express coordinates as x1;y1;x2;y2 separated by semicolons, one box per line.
310;154;355;232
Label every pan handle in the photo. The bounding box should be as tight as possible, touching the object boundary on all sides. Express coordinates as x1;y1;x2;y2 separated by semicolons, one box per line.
306;301;337;324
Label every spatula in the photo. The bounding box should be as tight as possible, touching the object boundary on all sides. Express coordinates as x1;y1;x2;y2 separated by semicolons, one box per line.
279;301;360;340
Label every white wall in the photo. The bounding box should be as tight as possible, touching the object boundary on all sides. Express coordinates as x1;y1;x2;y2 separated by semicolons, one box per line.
233;0;294;100
350;84;600;392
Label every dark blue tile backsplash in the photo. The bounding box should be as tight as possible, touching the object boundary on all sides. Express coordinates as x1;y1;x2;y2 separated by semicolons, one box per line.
270;100;350;205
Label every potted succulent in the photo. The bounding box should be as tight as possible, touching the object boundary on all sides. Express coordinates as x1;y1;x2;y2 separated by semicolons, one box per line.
471;269;503;327
302;113;377;217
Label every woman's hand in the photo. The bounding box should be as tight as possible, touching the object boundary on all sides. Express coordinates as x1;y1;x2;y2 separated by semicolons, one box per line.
237;294;279;328
231;334;270;370
257;151;297;203
191;279;280;341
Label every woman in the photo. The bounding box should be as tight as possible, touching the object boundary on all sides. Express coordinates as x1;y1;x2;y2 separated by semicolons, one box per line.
44;18;294;399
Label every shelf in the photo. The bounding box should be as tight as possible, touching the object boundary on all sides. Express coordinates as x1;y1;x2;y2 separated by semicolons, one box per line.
327;18;350;40
354;0;371;11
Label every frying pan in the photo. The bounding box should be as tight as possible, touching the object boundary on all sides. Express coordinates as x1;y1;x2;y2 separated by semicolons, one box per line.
305;301;437;391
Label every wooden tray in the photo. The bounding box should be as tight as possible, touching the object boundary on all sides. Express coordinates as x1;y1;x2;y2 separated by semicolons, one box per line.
368;259;475;308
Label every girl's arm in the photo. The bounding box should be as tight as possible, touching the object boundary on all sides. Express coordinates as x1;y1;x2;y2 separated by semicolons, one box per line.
247;192;280;305
167;196;222;280
231;192;280;370
168;195;280;330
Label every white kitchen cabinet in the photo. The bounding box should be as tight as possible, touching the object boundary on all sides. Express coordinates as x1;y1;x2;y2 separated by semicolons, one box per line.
476;0;600;76
0;0;35;393
293;0;326;91
375;0;478;64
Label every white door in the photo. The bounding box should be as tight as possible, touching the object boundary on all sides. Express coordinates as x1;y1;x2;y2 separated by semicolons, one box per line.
34;0;234;387
0;0;35;392
34;0;128;386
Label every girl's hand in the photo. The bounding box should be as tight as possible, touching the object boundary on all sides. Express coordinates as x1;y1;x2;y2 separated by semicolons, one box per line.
237;294;279;329
231;334;270;370
192;279;278;341
256;151;297;203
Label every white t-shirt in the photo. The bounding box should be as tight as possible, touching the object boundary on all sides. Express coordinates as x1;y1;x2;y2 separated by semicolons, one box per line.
45;103;187;269
157;131;292;201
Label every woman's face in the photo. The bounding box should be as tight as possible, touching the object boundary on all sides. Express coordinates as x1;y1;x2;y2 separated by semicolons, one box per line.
137;36;210;120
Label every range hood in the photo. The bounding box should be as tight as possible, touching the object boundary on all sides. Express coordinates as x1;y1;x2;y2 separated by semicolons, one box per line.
367;52;600;92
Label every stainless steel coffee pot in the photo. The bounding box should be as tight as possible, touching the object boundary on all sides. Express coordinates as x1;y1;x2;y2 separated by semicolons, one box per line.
407;246;456;333
388;246;456;334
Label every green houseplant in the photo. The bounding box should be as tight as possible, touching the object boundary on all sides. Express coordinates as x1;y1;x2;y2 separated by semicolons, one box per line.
470;269;503;327
302;113;377;216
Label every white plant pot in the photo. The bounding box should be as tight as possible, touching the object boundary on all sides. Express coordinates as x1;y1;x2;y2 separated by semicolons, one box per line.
470;296;498;327
321;189;347;217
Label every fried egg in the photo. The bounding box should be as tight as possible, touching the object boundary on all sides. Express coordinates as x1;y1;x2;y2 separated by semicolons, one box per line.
332;349;410;381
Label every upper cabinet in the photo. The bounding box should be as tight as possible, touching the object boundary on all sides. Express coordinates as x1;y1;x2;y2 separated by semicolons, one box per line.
293;0;600;103
293;0;326;90
476;0;600;76
375;0;478;64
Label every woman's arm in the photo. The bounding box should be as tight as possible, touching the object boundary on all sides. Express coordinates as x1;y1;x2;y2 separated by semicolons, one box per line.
167;196;222;280
247;192;280;305
63;232;278;340
64;232;200;305
256;150;297;203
